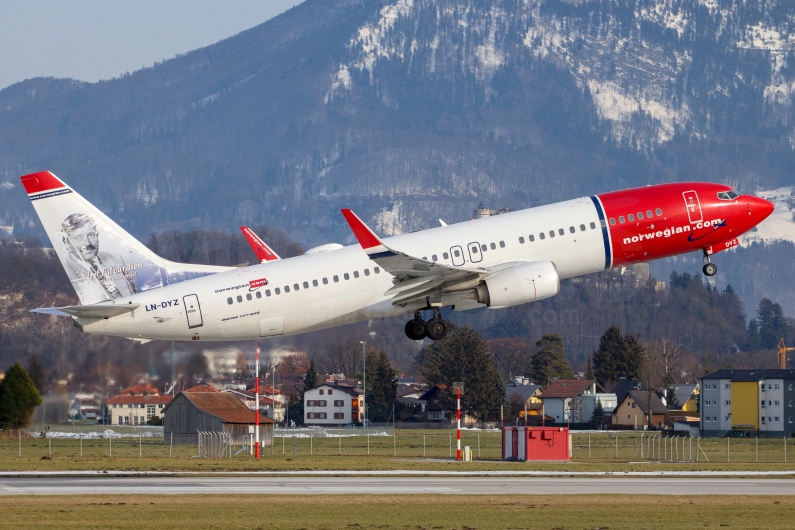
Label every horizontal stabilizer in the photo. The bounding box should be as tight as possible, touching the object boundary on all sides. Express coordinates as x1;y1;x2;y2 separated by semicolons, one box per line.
31;304;139;319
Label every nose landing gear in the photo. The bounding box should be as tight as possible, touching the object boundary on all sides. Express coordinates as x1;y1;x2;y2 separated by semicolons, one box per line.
404;309;449;341
702;250;717;277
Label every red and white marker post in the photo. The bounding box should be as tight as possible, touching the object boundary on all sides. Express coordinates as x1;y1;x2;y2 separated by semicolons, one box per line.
453;382;464;461
255;344;260;459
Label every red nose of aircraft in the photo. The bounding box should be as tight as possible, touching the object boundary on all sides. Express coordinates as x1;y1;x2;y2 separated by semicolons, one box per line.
745;195;775;224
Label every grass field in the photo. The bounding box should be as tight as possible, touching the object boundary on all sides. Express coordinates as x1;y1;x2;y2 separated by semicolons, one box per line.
2;429;795;473
1;494;794;529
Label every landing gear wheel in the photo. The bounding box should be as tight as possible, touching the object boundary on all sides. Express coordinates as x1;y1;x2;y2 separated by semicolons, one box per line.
405;319;426;340
702;263;717;277
425;318;448;341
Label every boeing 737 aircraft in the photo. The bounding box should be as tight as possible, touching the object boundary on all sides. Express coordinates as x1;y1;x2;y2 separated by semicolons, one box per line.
21;171;773;343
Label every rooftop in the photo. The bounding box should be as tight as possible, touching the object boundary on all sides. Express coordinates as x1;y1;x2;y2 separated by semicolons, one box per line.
179;391;274;424
701;369;795;381
540;379;600;399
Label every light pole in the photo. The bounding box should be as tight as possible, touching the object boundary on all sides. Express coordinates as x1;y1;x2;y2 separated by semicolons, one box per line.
359;340;367;429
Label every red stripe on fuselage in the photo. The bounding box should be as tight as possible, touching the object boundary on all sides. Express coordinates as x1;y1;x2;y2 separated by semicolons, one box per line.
597;182;771;267
20;171;67;195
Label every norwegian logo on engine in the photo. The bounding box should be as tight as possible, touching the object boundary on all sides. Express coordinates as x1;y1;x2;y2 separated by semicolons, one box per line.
249;278;269;291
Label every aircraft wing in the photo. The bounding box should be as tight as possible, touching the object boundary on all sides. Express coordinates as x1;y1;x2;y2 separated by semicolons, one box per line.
31;304;139;319
240;226;281;263
341;209;490;306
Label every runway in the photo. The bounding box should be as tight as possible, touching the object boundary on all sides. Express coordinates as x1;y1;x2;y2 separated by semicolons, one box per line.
2;476;794;495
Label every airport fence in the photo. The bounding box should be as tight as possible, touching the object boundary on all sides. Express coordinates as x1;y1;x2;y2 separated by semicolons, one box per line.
1;426;793;463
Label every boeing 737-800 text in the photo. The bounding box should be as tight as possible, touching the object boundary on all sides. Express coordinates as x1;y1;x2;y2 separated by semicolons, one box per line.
21;171;773;342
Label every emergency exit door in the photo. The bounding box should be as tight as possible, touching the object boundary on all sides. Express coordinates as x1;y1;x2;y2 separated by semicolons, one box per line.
683;191;703;224
183;294;203;328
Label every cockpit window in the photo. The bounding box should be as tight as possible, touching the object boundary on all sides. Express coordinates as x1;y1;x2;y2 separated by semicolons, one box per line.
718;190;739;200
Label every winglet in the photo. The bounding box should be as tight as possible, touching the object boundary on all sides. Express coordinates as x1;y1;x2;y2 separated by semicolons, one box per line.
240;227;281;263
340;209;393;257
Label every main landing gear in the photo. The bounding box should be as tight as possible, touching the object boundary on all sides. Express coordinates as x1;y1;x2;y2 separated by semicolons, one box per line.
702;250;717;277
404;309;449;341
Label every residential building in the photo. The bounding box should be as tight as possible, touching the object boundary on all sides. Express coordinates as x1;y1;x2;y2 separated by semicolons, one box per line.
666;384;700;412
700;369;795;438
105;384;172;426
223;388;284;422
613;390;669;429
539;380;614;423
418;385;448;422
162;389;274;445
304;383;363;426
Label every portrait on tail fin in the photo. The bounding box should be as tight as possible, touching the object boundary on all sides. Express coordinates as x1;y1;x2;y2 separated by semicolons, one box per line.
61;213;137;302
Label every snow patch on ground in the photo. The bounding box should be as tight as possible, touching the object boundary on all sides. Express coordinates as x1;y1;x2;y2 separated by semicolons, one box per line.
35;429;162;439
373;201;404;236
739;186;795;247
351;0;414;78
324;65;352;103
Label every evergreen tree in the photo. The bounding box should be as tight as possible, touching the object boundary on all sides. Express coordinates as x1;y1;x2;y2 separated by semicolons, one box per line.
747;318;761;350
366;350;397;422
285;392;303;426
416;322;506;421
187;351;210;378
303;359;318;391
0;363;42;429
590;399;604;426
756;298;788;349
26;355;46;393
530;334;574;387
592;326;642;388
586;355;595;380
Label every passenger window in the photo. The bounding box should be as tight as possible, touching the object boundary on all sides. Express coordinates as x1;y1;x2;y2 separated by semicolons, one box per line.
646;210;652;218
344;273;350;280
481;244;487;251
246;293;252;301
471;247;479;254
237;295;243;303
227;297;233;305
353;271;359;278
303;281;309;289
549;231;555;238
256;291;261;299
637;212;643;220
529;234;535;242
374;267;380;274
266;289;271;297
443;252;449;259
619;216;625;223
453;249;460;257
519;237;525;244
558;229;564;236
609;218;616;226
569;226;575;233
364;269;370;276
499;241;505;248
432;254;438;261
275;287;281;295
580;224;586;231
628;214;634;222
294;283;299;291
285;286;290;293
539;233;545;240
313;279;319;286
490;243;496;250
322;278;328;285
590;222;596;229
655;208;662;216
333;275;339;282
422;257;427;261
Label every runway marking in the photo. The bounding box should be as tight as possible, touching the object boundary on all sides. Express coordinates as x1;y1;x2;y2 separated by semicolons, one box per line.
1;470;794;477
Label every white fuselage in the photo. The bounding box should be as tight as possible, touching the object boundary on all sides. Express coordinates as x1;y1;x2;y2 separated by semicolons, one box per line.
79;197;607;341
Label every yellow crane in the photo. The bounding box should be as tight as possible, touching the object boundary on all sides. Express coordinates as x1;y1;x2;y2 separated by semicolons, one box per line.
777;338;795;369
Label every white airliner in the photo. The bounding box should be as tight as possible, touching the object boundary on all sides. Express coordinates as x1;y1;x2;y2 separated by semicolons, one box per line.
21;171;773;342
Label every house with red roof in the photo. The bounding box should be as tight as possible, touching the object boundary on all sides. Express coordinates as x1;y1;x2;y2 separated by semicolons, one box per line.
539;379;615;424
105;384;172;426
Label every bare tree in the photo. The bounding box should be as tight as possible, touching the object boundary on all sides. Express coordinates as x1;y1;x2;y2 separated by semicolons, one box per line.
637;341;666;429
655;336;682;382
488;338;533;380
318;338;363;378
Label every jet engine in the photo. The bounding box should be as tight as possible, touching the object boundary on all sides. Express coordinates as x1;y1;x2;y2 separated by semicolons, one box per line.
471;261;560;308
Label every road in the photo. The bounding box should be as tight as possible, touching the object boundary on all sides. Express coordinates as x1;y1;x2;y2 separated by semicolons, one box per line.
1;476;794;495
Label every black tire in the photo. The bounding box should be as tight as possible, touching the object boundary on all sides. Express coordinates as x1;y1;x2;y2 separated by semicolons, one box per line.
425;318;448;341
405;319;426;340
702;263;717;277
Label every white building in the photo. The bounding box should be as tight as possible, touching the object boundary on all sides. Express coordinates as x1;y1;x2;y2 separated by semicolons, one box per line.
304;384;363;426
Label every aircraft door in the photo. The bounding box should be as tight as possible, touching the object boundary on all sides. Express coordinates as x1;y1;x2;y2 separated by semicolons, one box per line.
467;242;482;263
683;191;703;224
183;294;203;328
450;245;465;266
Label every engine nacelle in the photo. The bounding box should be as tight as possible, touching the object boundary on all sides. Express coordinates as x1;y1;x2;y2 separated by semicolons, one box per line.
473;261;560;308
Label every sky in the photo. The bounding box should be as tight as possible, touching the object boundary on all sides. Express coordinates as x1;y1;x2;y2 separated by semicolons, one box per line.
0;0;305;90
